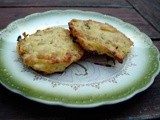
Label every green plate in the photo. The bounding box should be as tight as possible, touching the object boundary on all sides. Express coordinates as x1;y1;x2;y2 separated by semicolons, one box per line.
0;10;159;108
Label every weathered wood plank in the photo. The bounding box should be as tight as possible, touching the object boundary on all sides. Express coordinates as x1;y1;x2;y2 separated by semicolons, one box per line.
128;0;160;33
154;41;160;54
0;7;159;39
0;0;131;7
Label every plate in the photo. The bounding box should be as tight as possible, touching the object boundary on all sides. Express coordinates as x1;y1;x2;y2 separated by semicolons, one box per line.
0;10;159;108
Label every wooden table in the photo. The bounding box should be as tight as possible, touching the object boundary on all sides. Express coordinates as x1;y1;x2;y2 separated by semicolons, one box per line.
0;0;160;119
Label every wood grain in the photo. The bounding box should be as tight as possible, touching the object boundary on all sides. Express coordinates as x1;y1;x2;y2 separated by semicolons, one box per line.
0;0;131;7
0;7;160;39
128;0;160;33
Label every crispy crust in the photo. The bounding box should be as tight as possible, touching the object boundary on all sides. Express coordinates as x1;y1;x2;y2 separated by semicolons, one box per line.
17;27;84;74
68;19;133;63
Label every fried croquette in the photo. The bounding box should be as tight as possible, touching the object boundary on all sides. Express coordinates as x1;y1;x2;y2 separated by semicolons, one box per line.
17;27;84;74
68;19;133;63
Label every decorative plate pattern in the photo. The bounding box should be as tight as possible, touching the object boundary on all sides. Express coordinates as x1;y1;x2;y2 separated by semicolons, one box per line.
0;10;159;108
